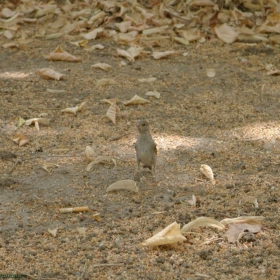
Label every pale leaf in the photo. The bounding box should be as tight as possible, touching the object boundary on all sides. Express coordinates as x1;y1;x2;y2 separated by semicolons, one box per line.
92;63;112;71
181;217;225;234
96;78;117;87
117;49;134;62
115;21;131;33
152;51;178;59
127;46;144;58
220;216;264;226
206;69;216;78
25;118;50;130
69;39;88;47
106;179;138;193
187;194;196;206
86;156;116;171
106;102;117;124
46;45;81;62
225;223;261;243
200;164;215;185
114;31;138;43
76;227;87;235
12;134;29;147
174;37;189;45
123;95;150;105
82;27;104;40
142;25;169;35
140;222;186;247
215;24;238;44
92;213;101;222
145;91;161;99
38;68;65;80
86;44;105;51
138;77;157;83
85;146;95;161
48;228;58;237
61;102;85;115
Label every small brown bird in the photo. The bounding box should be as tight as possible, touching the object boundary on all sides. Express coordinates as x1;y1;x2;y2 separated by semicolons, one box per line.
135;119;157;175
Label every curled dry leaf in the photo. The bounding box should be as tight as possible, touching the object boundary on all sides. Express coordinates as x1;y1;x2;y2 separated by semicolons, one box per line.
117;49;134;62
86;156;116;171
25;118;50;131
152;51;178;60
38;68;65;80
140;222;186;247
41;162;59;173
200;164;215;185
85;146;95;161
46;45;81;62
215;24;239;44
181;217;225;234
92;213;101;222
12;134;29;147
106;179;138;193
206;69;216;78
61;101;86;115
123;95;150;105
48;228;58;237
220;216;264;226
138;77;157;83
96;78;117;87
106;102;117;124
92;63;112;71
76;227;87;235
145;91;161;99
225;223;261;243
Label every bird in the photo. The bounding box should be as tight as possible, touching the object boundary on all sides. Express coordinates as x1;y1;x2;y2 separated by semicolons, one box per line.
135;119;157;175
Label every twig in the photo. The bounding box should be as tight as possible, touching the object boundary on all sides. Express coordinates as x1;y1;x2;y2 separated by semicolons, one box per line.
109;133;128;141
80;261;88;279
92;262;124;268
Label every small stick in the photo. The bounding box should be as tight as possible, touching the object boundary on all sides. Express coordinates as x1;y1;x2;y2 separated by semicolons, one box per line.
92;263;124;268
59;206;89;213
109;133;128;141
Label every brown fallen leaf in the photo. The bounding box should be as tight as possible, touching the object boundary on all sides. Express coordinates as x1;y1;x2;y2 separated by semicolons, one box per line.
12;134;29;147
106;180;138;193
38;68;65;80
123;95;150;105
46;45;81;62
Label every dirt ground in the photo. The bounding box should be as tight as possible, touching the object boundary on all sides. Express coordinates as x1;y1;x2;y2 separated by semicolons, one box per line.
1;36;280;279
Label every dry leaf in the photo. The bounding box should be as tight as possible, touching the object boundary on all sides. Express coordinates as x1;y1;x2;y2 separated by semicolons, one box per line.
181;217;225;234
117;49;134;62
46;45;81;62
187;194;197;206
61;101;86;115
38;68;65;80
12;134;29;147
220;216;264;226
25;118;50;131
76;227;87;235
144;91;160;99
41;163;59;173
96;78;117;87
92;213;101;222
48;228;58;237
138;77;157;83
82;27;104;40
127;46;144;59
86;156;116;171
206;69;216;78
152;51;178;60
86;44;105;51
215;24;238;44
85;146;95;161
92;63;112;71
200;164;215;185
69;39;88;47
106;180;138;193
123;95;150;105
224;223;261;243
106;102;117;124
140;222;186;247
